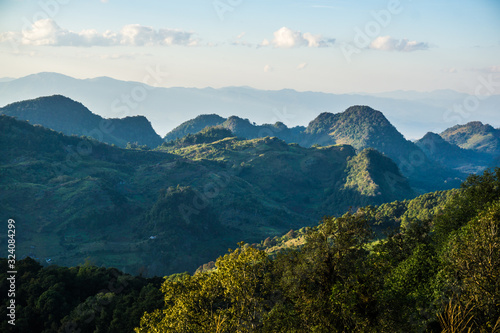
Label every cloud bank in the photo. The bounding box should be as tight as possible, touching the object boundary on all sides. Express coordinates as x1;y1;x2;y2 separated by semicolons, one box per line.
369;36;429;52
0;19;198;47
262;27;335;48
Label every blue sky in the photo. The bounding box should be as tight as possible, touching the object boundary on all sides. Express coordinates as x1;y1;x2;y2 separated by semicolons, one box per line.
0;0;499;93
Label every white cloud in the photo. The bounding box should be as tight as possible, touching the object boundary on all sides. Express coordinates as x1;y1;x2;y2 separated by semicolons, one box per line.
369;36;429;52
0;19;197;47
297;62;308;70
263;27;334;48
120;24;196;46
264;65;273;73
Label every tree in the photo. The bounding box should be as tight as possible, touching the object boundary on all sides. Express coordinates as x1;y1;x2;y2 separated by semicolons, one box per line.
438;199;500;331
434;168;500;246
269;209;377;332
135;244;271;333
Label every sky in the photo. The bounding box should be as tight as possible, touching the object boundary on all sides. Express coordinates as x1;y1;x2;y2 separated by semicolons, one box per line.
0;0;499;94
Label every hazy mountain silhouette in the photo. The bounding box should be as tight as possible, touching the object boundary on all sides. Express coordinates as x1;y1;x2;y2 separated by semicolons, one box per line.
2;72;499;139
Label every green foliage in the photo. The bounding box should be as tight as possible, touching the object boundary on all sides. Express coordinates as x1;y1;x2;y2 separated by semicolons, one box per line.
344;148;415;204
162;126;236;148
136;169;500;332
0;96;163;148
434;168;500;245
0;258;163;333
372;189;457;233
126;142;151;150
437;199;500;331
440;121;500;155
137;211;379;332
136;244;272;333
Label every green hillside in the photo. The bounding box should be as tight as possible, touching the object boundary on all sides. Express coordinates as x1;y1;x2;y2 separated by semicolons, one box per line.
1;112;498;331
0;95;163;148
440;121;500;155
164;114;305;144
415;132;492;173
3;172;494;333
164;114;226;141
165;106;467;193
136;168;500;333
0;115;414;276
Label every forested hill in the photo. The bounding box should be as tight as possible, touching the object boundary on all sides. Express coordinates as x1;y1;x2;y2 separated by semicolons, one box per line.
1;95;473;193
135;168;500;333
0;95;163;148
440;121;500;155
2;169;498;332
415;132;492;173
165;106;468;192
0;115;414;277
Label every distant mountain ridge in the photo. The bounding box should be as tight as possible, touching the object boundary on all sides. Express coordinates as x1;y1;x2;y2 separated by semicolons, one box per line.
415;132;492;173
0;95;163;148
164;105;467;193
440;121;500;155
166;106;412;153
1;94;492;193
2;72;500;139
0;114;415;276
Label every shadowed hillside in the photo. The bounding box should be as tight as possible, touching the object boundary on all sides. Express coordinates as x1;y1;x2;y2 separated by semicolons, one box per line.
1;115;414;276
0;95;163;148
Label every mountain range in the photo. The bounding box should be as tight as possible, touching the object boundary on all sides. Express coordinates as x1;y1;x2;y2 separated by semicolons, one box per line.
0;111;414;276
3;95;499;191
0;95;162;148
1;94;499;277
1;72;500;139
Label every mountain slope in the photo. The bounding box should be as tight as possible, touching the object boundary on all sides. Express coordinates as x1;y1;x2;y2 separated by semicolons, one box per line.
303;106;414;156
0;95;163;148
440;121;500;155
164;114;226;141
1;115;414;276
415;132;491;173
165;114;305;144
344;148;414;202
165;106;466;193
300;105;465;192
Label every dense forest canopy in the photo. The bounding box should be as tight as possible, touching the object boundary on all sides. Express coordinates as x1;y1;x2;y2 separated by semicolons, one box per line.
135;168;500;333
1;98;499;332
2;169;499;332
